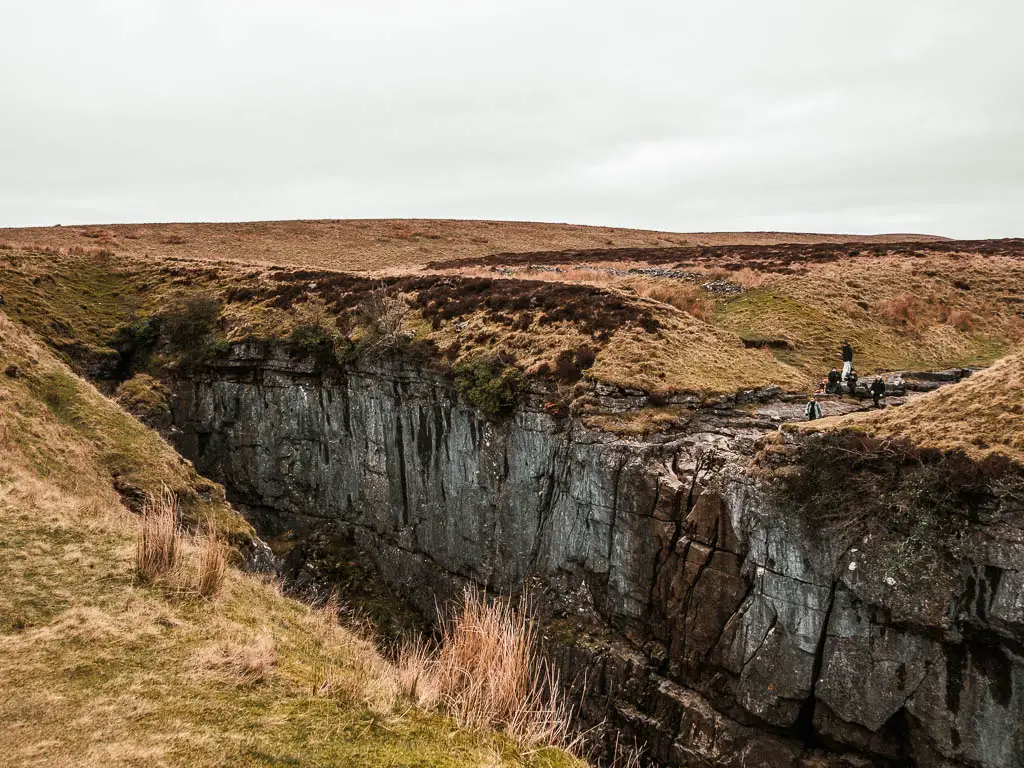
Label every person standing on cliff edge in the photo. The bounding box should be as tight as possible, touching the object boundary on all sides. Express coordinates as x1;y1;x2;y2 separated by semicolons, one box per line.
870;376;886;408
841;340;854;379
805;397;823;421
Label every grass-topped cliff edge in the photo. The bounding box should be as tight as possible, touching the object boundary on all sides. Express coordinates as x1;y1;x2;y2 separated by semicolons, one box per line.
1;223;1021;413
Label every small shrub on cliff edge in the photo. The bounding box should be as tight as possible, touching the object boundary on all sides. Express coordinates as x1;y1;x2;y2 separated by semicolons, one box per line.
356;285;410;357
288;321;333;352
287;320;345;368
110;316;160;372
452;355;523;416
161;296;221;350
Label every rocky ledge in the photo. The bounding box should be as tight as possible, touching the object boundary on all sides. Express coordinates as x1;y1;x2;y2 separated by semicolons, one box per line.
168;342;1022;767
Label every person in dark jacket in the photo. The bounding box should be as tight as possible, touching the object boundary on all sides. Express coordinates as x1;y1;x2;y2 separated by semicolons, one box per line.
870;376;886;407
805;397;823;421
841;340;854;379
845;368;858;396
827;367;842;394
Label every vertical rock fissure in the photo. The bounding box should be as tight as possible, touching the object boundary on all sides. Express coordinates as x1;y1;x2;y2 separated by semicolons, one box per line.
528;444;570;570
393;407;410;527
676;522;719;661
606;456;628;579
647;479;685;615
794;578;838;743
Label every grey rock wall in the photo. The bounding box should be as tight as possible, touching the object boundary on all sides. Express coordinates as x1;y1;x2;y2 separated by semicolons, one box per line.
170;343;1024;768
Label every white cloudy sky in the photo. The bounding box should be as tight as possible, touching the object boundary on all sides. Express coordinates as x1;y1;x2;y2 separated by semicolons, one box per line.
1;1;1021;237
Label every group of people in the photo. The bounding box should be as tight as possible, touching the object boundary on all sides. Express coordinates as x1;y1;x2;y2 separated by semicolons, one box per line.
805;340;888;421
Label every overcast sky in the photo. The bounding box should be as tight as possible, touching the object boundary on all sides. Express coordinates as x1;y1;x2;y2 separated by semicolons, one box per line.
1;1;1021;237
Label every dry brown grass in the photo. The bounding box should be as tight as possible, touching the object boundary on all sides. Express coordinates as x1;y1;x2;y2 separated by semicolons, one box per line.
195;529;228;598
628;281;713;320
135;489;182;582
581;405;693;436
729;267;768;290
0;310;252;540
0;219;939;273
398;588;576;751
714;252;1024;378
193;630;279;685
874;293;926;329
6;223;1017;408
0;316;581;766
936;305;977;332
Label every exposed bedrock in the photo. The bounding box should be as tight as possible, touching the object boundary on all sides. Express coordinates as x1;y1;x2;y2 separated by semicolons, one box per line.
169;343;1024;768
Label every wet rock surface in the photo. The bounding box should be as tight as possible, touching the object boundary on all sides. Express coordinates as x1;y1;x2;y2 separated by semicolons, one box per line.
169;344;1023;767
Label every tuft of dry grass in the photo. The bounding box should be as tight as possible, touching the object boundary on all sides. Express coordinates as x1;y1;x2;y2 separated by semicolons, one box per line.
937;305;976;332
396;638;441;706
874;293;926;329
628;280;713;320
398;587;576;751
193;630;278;685
135;488;182;582
195;529;228;598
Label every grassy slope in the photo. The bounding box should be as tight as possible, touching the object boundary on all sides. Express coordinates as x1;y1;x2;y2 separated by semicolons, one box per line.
0;311;248;539
0;248;809;395
812;348;1024;463
0;219;940;272
0;314;579;768
0;225;1020;402
713;254;1023;375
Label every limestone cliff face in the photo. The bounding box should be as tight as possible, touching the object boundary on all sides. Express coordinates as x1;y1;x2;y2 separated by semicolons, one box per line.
170;343;1024;768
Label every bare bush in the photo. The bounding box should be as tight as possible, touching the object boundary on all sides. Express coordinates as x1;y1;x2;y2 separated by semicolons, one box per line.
356;285;410;356
135;488;181;582
397;587;576;750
